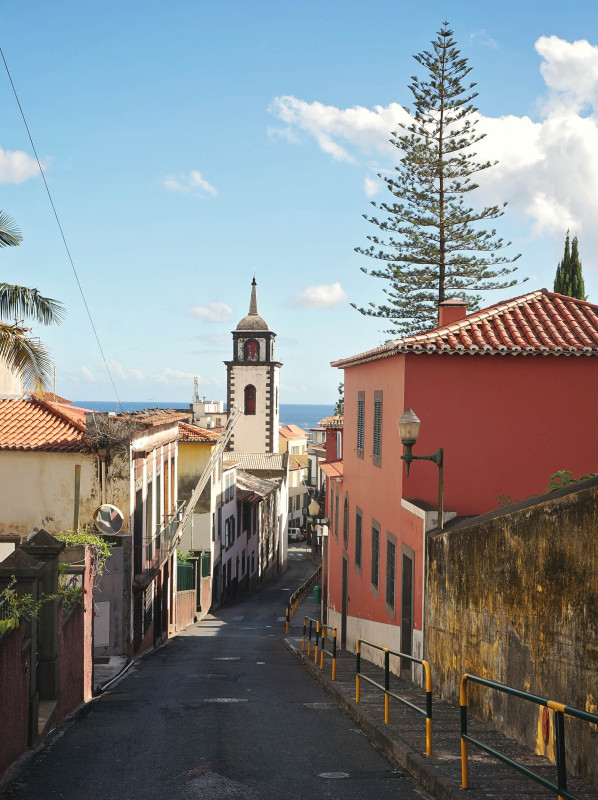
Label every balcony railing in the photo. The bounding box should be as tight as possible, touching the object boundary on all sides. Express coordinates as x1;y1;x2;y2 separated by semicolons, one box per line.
134;503;185;585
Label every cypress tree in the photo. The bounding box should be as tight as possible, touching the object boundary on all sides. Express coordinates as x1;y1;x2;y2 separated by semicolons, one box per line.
353;22;523;336
554;232;586;300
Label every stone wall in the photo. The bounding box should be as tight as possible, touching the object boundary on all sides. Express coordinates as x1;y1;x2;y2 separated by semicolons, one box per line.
426;477;598;785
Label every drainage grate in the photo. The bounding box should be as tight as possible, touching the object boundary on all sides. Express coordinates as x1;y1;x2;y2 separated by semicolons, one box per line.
303;702;337;710
318;772;350;779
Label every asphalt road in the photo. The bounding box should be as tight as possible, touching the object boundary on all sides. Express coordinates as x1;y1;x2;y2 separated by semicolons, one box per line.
4;547;430;800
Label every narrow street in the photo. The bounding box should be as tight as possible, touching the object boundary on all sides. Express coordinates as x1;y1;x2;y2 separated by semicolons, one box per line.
4;548;429;800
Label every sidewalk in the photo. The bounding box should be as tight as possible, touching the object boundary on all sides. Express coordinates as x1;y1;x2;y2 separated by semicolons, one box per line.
284;594;598;800
93;655;128;693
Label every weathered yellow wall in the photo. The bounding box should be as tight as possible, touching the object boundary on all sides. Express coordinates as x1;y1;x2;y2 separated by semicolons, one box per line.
0;451;98;536
426;478;598;785
178;442;214;508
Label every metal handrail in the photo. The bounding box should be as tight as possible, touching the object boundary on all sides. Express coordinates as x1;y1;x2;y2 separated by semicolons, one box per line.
285;566;321;634
356;638;433;756
460;674;598;799
319;624;337;681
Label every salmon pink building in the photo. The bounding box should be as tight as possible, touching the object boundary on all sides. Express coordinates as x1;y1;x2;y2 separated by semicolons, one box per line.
323;289;598;667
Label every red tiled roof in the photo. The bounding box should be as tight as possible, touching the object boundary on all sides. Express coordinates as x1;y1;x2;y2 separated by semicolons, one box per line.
279;424;307;439
0;397;90;452
320;459;343;480
318;415;344;429
178;422;220;443
29;392;72;405
331;289;598;368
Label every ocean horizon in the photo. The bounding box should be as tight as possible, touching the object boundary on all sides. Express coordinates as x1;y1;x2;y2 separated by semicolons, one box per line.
73;401;334;431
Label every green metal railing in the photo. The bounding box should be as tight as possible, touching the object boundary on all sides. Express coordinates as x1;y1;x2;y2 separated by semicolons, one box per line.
356;638;433;756
285;565;321;634
460;674;598;799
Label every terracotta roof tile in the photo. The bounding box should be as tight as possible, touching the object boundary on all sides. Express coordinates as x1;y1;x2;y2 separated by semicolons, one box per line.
331;290;598;368
320;459;344;480
318;415;344;429
178;422;220;443
0;397;90;452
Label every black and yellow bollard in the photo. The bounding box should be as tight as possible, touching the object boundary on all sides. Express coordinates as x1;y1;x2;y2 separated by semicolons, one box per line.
331;628;337;681
356;639;361;703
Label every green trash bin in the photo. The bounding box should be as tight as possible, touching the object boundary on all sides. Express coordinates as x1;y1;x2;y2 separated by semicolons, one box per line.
314;585;321;604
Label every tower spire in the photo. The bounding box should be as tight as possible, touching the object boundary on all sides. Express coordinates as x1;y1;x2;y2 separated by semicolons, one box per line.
249;275;258;315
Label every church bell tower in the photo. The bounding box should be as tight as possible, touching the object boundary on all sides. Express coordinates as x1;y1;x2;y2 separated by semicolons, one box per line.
225;278;282;453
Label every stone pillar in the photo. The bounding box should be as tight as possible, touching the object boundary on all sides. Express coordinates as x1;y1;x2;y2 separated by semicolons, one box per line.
21;530;66;701
0;547;46;744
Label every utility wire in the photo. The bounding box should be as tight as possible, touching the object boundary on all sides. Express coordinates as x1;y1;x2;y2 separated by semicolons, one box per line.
0;46;122;411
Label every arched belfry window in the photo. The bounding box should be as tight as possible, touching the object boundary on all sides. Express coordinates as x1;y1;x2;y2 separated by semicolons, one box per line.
244;384;256;415
244;339;259;362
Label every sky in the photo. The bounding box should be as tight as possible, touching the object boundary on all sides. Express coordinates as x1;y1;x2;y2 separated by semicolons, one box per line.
2;0;598;405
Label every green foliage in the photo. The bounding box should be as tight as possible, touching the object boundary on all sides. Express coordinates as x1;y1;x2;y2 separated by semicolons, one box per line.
333;382;344;416
177;550;191;563
0;210;65;390
553;232;587;300
496;494;519;508
0;579;46;634
54;529;111;581
353;22;523;337
547;469;597;492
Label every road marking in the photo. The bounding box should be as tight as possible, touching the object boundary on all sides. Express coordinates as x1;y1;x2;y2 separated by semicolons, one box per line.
318;772;350;779
214;656;240;661
202;698;249;704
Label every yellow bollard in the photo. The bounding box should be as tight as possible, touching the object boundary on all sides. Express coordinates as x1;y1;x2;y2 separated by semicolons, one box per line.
314;622;319;664
460;675;469;789
320;626;325;670
331;629;337;681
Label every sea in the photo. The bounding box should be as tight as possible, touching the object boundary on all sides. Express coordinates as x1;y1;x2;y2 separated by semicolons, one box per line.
72;401;333;431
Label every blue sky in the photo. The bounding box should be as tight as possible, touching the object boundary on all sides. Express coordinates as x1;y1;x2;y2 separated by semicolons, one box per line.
2;0;598;405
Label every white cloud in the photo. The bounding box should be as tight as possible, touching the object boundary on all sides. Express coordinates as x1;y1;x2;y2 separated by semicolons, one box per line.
188;302;234;323
163;169;217;196
81;366;96;382
268;36;598;262
0;147;39;184
467;30;498;50
364;175;380;197
293;282;348;309
268;96;409;162
107;359;218;387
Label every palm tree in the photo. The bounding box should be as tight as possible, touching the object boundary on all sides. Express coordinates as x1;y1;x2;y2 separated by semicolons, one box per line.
0;211;65;390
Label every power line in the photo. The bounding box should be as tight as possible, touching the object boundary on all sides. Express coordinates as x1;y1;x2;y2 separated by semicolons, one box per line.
0;46;122;411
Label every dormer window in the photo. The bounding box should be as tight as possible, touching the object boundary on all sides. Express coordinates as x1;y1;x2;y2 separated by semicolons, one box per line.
244;339;259;361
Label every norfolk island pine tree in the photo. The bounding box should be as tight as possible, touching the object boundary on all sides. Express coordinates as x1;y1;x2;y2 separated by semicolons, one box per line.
353;22;525;337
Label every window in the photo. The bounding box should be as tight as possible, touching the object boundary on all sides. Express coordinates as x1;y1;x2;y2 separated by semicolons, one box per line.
336;431;342;459
244;339;259;361
386;535;396;615
343;494;349;550
357;392;364;458
355;507;362;571
371;521;380;591
334;491;339;540
372;390;383;467
244;384;256;415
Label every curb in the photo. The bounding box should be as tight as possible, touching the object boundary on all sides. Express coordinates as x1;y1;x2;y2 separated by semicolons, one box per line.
283;637;472;800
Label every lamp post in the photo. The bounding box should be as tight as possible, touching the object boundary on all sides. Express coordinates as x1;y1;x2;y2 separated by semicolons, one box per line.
397;408;444;531
308;498;320;559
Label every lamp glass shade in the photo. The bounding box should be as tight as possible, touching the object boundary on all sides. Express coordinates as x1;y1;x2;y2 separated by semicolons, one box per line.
397;408;421;443
308;499;320;517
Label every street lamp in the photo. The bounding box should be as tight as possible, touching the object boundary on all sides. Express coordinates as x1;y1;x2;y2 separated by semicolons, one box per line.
308;498;320;557
397;408;444;530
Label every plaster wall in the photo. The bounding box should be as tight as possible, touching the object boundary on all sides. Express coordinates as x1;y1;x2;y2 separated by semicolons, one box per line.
0;360;22;395
0;451;99;537
228;363;280;453
426;479;598;786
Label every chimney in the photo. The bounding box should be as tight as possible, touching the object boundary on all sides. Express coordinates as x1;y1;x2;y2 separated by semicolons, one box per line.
438;299;467;327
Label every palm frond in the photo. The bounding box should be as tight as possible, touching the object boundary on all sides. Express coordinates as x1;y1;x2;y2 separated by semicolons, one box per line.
0;211;23;248
0;284;66;325
0;325;54;390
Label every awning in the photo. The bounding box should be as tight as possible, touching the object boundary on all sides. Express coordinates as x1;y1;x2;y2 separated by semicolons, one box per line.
320;460;343;480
